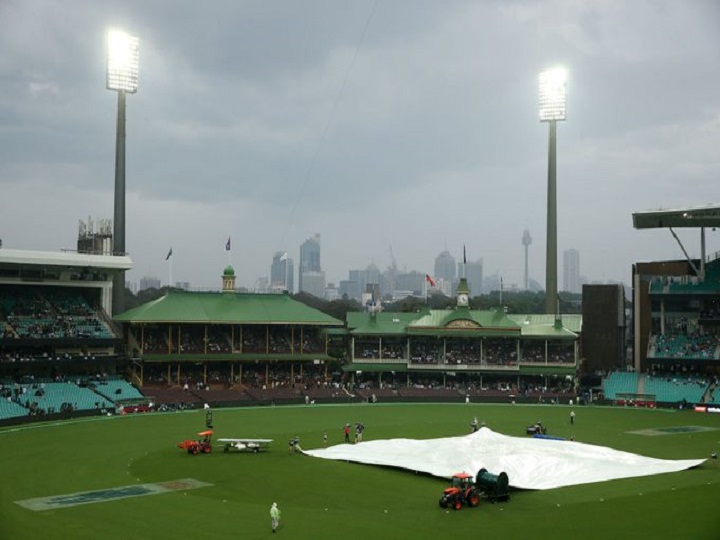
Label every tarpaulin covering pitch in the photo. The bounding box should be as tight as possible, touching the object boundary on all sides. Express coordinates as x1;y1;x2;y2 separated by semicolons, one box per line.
303;427;704;490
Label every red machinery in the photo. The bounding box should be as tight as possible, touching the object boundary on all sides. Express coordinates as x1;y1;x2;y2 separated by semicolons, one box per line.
177;430;214;455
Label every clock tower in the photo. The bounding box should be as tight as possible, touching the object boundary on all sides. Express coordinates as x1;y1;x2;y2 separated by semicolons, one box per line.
456;277;471;308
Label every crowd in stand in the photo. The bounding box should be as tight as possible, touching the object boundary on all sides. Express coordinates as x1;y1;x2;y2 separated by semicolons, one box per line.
404;338;574;365
138;325;325;355
1;287;112;340
652;331;720;359
0;351;109;363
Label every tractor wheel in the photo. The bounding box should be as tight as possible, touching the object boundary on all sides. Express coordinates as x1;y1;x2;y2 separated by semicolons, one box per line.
467;490;480;508
439;497;448;509
191;446;198;455
224;444;230;453
453;500;463;511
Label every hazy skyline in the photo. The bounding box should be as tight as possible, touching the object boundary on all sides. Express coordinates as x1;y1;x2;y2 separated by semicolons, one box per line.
1;1;719;291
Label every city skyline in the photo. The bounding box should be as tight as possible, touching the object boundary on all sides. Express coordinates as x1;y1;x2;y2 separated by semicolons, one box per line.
1;2;719;293
131;241;614;299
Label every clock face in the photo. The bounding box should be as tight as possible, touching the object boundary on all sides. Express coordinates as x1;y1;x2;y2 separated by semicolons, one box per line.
458;294;468;306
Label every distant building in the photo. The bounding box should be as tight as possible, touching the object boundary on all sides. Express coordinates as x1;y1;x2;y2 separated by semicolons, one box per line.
299;234;325;297
563;249;581;294
270;251;294;293
325;283;339;301
175;281;190;290
302;271;326;298
434;250;456;282
339;279;358;300
460;259;483;296
254;276;269;293
139;276;161;291
337;269;367;301
396;271;425;296
366;263;380;290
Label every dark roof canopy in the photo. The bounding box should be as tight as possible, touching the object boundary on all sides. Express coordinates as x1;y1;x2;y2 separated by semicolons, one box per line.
633;204;720;229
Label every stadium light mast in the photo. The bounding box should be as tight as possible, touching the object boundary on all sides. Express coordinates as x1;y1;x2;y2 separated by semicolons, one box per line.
106;29;139;316
539;67;567;316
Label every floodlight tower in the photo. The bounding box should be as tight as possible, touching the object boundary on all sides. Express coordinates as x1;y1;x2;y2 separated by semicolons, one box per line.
538;68;567;315
106;29;139;315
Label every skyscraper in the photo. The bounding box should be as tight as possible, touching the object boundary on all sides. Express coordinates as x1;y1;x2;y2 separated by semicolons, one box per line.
563;248;580;294
299;234;325;298
270;251;294;293
434;250;456;282
464;259;484;296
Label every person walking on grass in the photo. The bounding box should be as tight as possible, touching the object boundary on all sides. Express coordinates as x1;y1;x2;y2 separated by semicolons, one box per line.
270;502;281;533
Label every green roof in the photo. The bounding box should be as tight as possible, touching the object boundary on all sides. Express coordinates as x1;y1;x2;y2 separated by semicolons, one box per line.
408;309;520;332
347;312;421;335
114;290;343;326
346;310;582;339
507;314;582;336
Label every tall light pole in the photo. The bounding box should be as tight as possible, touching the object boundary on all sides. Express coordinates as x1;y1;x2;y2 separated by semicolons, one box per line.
106;29;139;315
539;67;566;315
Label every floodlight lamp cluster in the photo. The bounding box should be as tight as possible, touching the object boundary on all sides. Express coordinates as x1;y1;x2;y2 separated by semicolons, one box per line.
538;68;566;122
106;30;139;93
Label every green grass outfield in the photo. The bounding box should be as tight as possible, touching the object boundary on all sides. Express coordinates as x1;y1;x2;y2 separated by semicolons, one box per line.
1;403;719;539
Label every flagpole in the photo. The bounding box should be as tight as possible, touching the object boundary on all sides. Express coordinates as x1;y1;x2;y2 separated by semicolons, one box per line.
463;244;467;279
166;247;173;290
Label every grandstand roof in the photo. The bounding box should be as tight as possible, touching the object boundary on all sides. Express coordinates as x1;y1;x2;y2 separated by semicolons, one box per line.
113;290;343;325
408;309;520;334
0;248;132;270
347;312;421;335
632;204;720;229
507;314;582;335
346;310;580;338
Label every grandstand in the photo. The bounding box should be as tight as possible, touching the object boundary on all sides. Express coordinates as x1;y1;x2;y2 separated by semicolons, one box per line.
0;249;133;422
8;204;720;424
609;204;720;409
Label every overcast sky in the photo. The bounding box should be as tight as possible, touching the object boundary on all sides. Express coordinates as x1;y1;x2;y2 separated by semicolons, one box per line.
1;0;719;291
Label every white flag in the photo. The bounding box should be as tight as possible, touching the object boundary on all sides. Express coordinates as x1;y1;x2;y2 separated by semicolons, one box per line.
279;252;288;261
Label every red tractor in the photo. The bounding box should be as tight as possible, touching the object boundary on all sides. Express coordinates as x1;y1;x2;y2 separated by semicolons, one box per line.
439;472;481;510
177;430;214;455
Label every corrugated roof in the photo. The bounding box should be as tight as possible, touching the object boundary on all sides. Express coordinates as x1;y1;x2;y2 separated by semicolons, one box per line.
507;314;582;335
346;310;582;338
114;290;343;325
347;312;421;335
409;309;520;331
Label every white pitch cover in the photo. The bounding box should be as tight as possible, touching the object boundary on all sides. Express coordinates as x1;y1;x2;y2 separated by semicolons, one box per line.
303;427;705;490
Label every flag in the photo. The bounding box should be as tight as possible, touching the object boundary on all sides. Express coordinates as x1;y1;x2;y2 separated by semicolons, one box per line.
463;244;467;265
225;237;231;251
165;247;173;261
425;274;436;287
279;252;288;261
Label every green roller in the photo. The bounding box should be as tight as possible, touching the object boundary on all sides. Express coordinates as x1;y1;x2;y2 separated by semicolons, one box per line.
475;468;510;503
